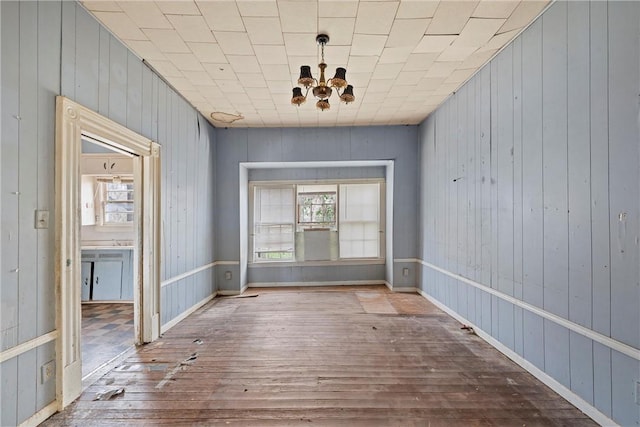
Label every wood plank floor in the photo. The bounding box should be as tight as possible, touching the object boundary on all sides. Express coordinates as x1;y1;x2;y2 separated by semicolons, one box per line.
44;286;595;426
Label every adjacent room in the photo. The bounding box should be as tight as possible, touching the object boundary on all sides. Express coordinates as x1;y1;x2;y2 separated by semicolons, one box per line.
1;1;638;426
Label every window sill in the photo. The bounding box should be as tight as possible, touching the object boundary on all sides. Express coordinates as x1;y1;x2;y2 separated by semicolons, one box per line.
249;258;385;268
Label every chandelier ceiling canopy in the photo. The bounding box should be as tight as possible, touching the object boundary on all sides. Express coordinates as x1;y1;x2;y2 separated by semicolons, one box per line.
291;34;354;111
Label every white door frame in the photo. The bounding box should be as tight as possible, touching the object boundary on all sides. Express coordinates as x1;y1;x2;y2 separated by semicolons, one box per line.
54;96;161;409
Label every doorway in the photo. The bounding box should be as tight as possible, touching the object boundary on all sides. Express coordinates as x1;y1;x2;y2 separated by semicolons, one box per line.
55;96;161;409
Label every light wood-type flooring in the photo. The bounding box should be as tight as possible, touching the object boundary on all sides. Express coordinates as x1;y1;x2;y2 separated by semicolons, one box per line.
44;286;595;426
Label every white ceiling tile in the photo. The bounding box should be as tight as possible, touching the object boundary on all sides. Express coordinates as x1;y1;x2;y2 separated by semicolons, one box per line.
155;1;200;16
318;18;356;46
247;88;273;101
179;89;206;103
459;49;497;69
444;67;477;84
279;1;317;33
166;15;215;43
347;56;378;71
217;80;246;94
93;12;148;40
203;63;238;80
396;1;439;19
243;17;284;45
82;1;122;12
402;53;439;71
432;82;459;96
346;71;372;87
165;76;195;91
472;1;519;19
146;60;183;77
199;86;224;100
165;53;205;71
324;46;351;67
182;71;215;86
386;19;431;48
417;77;446;90
366;79;394;92
237;73;268;88
371;63;403;80
287;56;317;74
268;80;295;94
261;64;291;81
437;46;477;62
413;35;456;53
143;29;190;52
197;1;245;32
354;2;399;35
237;0;279;17
125;40;166;60
426;1;479;35
214;32;254;55
454;18;505;47
396;71;424;86
477;28;519;52
117;2;171;29
283;33;318;56
227;55;262;74
351;34;387;56
361;92;388;104
187;42;228;63
425;61;461;78
499;1;548;34
379;47;413;64
254;45;288;65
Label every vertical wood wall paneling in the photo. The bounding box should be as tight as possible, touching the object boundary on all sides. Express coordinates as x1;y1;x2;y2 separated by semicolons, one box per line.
520;18;545;371
157;80;167;283
1;0;20;353
178;100;187;314
108;35;127;128
74;5;99;111
466;77;477;323
126;51;143;134
541;2;571;388
478;66;492;333
512;36;524;357
97;26;110;117
36;0;60;339
589;1;613;416
456;85;468;319
446;97;457;310
607;2;640;425
495;44;515;351
1;3;19;422
60;1;76;99
473;73;483;327
566;0;595;405
17;349;37;422
17;0;39;345
489;60;499;338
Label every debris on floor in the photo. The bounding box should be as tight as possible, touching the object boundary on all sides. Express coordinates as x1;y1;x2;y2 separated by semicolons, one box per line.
193;339;203;345
94;387;125;401
460;324;475;334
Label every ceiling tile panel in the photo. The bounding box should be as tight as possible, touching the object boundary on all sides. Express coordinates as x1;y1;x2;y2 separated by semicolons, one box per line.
351;34;387;56
396;1;439;19
426;1;479;35
187;42;228;64
284;33;319;56
261;64;292;81
243;17;285;45
165;53;205;71
413;35;456;53
181;71;215;86
444;67;477;84
499;1;548;33
228;55;262;74
437;46;477;62
477;28;519;52
318;18;356;46
124;40;166;60
197;1;245;32
354;2;399;35
146;60;183;78
143;29;190;52
347;56;378;70
371;63;403;80
319;1;358;18
459;48;497;69
203;63;238;80
278;1;318;33
117;2;172;29
287;56;317;74
92;12;148;40
217;80;246;94
425;61;462;78
386;19;431;48
166;15;216;43
402;53;439;71
396;71;425;86
254;45;288;65
454;18;505;47
378;47;413;64
237;73;268;88
155;1;200;16
214;32;254;55
472;0;519;18
237;0;279;17
83;1;122;12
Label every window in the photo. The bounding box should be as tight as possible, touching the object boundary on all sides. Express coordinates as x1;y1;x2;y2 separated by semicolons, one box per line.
101;180;134;224
253;185;295;261
251;180;383;263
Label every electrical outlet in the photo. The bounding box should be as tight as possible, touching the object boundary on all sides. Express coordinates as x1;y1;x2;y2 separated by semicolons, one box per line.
35;210;49;229
225;271;232;280
402;268;409;277
41;360;55;384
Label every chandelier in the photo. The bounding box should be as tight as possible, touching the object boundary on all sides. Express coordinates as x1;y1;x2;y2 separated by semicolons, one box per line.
291;34;355;111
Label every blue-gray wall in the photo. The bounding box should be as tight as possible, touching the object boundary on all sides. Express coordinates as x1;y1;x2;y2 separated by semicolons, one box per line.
417;2;640;425
215;127;419;291
0;2;217;424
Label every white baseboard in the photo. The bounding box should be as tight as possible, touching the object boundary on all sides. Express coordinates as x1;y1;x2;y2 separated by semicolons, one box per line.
160;294;215;334
217;289;243;296
416;288;617;427
19;401;58;427
247;280;387;288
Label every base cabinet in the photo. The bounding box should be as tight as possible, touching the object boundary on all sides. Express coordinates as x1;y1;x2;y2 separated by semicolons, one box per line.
80;249;133;301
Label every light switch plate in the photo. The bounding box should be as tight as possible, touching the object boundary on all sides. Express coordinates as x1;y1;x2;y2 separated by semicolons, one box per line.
35;210;49;229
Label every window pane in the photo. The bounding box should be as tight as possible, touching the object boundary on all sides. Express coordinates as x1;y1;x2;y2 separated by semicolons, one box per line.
253;186;295;262
339;183;380;258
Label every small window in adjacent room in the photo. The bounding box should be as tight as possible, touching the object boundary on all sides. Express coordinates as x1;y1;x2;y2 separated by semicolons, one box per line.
100;179;134;224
